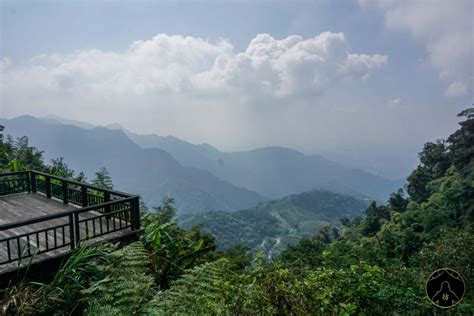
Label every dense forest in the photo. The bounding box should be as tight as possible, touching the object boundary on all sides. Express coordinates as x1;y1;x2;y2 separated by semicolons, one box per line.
0;108;473;314
179;190;369;255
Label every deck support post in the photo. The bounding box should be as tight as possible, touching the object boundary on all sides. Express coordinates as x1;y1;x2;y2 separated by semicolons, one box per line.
62;180;68;204
45;176;51;198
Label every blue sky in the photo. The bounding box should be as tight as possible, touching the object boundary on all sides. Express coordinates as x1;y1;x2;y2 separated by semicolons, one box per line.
1;0;472;178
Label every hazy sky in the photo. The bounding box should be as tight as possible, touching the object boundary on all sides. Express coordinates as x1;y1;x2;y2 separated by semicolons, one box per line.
0;0;472;179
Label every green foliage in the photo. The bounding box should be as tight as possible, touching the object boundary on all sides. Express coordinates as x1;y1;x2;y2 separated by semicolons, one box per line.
388;188;408;213
0;129;46;172
92;167;114;189
279;238;327;270
75;171;88;182
49;157;75;179
151;197;176;224
141;198;216;288
0;126;85;181
179;209;280;252
180;190;369;255
447;108;474;169
360;201;390;237
35;245;112;315
143;259;231;315
221;245;252;270
83;242;155;315
218;260;394;314
10;136;46;171
3;108;474;314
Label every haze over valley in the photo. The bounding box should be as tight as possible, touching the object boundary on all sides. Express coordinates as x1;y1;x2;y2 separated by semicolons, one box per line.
1;115;403;214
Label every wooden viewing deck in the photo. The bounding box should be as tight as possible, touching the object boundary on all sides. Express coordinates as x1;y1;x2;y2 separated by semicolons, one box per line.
0;171;141;278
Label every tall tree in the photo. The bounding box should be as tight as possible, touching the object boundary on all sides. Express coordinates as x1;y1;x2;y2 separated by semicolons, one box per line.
388;188;408;213
49;157;75;179
92;167;113;189
447;107;474;170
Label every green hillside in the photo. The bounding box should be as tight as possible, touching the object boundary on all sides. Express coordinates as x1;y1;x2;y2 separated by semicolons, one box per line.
1;108;473;314
179;190;369;255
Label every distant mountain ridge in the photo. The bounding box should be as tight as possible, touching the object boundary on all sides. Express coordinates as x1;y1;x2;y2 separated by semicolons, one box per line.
4;114;404;203
179;189;370;255
43;115;402;200
0;115;265;214
126;131;403;201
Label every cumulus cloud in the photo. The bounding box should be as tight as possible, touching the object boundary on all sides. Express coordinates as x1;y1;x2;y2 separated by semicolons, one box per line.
204;32;387;98
0;32;390;158
0;32;386;104
360;0;473;97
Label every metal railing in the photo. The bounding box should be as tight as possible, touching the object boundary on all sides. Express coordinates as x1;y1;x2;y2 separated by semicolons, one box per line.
0;170;140;265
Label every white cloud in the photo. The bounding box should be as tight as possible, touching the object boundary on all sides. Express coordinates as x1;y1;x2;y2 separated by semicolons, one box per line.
386;97;401;107
0;32;386;104
360;0;473;97
446;81;468;97
0;32;390;157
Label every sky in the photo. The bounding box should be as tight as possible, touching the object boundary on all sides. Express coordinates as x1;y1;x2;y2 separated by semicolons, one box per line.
0;0;472;179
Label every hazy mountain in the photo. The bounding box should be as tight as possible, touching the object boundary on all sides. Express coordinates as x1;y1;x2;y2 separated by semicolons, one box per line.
40;114;96;130
179;189;370;255
0;115;265;214
9;114;404;201
127;132;404;200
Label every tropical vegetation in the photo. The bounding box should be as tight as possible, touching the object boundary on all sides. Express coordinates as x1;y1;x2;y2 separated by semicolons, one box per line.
0;108;473;314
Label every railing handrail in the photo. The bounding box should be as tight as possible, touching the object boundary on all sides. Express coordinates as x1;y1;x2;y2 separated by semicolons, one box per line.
0;170;135;198
0;171;29;177
0;196;135;231
29;170;136;198
0;170;141;265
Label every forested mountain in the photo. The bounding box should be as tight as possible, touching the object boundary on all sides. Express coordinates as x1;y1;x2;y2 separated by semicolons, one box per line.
179;189;369;255
1;109;473;314
128;131;402;200
30;114;403;200
0;115;264;214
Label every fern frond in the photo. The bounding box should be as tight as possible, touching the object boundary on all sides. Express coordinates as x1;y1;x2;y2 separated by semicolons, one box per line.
142;259;231;315
84;242;155;315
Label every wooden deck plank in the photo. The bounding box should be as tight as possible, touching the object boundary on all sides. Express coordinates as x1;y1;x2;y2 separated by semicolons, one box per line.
0;193;136;274
0;193;77;224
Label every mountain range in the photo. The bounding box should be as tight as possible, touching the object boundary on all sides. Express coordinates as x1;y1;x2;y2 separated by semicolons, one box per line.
1;115;404;213
0;115;264;213
121;125;404;200
179;189;370;256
